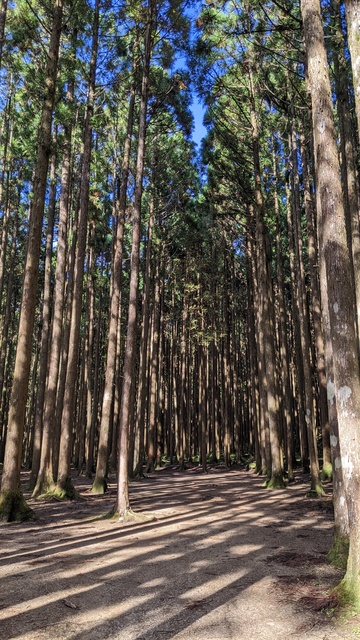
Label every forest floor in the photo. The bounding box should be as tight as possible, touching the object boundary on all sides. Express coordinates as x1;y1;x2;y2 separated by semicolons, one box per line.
1;465;360;640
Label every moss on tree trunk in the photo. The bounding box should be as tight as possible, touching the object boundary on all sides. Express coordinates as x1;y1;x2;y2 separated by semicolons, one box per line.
54;477;78;500
0;490;35;522
91;477;108;495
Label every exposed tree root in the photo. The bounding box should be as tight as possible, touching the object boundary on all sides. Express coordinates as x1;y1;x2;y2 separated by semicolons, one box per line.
306;481;325;498
117;509;156;523
266;474;286;490
91;477;108;495
32;475;56;499
53;477;79;500
0;490;35;522
320;462;333;482
334;578;360;614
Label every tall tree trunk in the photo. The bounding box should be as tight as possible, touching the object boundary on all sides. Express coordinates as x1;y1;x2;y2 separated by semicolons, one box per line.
0;0;8;69
285;175;309;473
115;2;153;517
146;254;161;472
29;148;56;490
291;124;323;495
0;0;63;520
56;0;99;498
345;0;360;142
300;131;331;480
92;78;135;492
132;193;154;478
273;140;294;482
302;0;360;607
249;67;284;488
33;36;76;497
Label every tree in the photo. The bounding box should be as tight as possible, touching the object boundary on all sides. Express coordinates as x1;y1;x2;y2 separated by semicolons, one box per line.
0;0;64;521
345;0;360;140
301;0;360;609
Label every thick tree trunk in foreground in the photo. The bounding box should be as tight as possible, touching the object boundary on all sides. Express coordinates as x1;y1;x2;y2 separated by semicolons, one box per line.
302;0;360;608
0;0;63;521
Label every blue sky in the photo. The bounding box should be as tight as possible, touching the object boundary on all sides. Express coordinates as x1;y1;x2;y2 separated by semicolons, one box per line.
191;95;207;146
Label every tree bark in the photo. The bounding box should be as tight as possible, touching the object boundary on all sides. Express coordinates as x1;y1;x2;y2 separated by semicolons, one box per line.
0;0;63;520
91;82;134;492
302;0;360;607
345;0;360;142
115;2;153;517
56;0;99;498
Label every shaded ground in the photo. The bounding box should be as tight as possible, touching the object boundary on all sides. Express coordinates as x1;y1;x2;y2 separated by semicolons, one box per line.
1;465;359;640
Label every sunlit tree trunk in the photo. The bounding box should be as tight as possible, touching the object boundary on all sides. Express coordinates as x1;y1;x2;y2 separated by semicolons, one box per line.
116;2;153;516
302;0;360;607
345;0;360;141
92;78;135;492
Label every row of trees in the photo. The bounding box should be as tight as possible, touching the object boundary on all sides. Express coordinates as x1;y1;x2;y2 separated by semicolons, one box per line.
194;0;360;608
0;0;359;608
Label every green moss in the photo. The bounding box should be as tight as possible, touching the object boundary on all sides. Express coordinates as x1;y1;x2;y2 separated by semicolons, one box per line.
334;577;360;613
328;535;349;570
321;462;333;481
91;477;108;495
0;490;35;522
266;474;286;490
306;480;325;498
53;477;79;500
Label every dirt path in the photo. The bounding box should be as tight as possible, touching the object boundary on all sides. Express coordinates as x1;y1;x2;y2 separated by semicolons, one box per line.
0;466;359;640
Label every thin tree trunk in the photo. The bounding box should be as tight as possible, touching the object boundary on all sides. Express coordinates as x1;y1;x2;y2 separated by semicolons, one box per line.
57;0;99;497
273;140;294;482
300;131;331;480
249;68;284;488
0;0;8;69
116;2;153;517
29;148;56;490
132;206;154;478
92;80;135;492
291;124;323;495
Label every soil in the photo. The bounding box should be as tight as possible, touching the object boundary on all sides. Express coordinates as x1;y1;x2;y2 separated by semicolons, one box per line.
1;465;359;640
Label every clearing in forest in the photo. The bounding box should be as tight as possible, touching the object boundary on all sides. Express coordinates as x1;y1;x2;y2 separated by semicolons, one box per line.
0;466;359;640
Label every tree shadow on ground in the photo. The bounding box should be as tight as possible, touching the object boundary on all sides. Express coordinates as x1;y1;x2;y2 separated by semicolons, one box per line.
0;466;348;640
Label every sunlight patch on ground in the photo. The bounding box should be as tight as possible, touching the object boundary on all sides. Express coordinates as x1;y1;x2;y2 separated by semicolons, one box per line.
0;583;103;621
180;568;250;600
229;543;262;555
